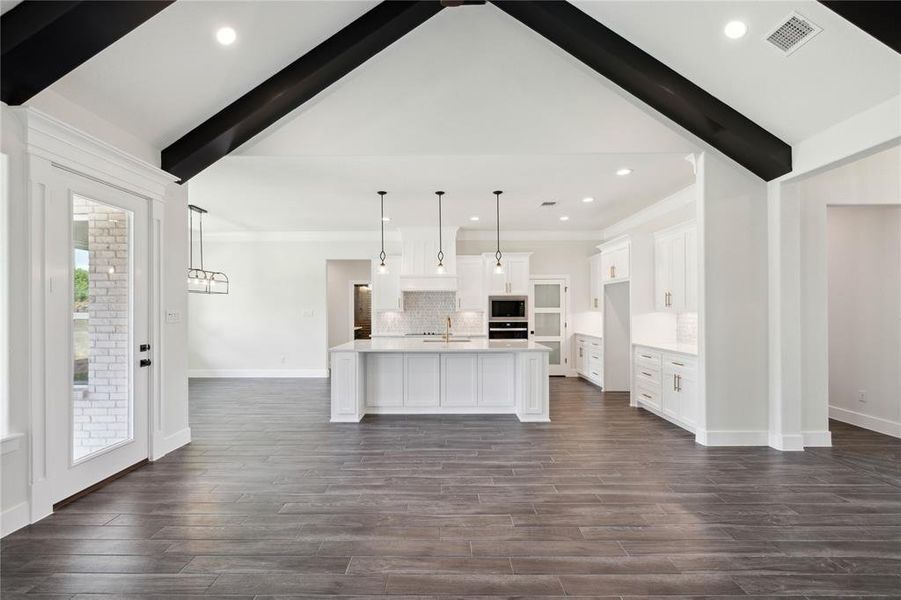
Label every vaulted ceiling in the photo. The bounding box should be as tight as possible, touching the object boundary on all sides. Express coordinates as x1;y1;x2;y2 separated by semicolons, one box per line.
2;1;898;230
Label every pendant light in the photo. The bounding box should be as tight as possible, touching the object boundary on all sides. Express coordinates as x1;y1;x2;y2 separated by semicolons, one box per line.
435;190;446;274
377;191;389;274
493;190;503;274
187;204;229;295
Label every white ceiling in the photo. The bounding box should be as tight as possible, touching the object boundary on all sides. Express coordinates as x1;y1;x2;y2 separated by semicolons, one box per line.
190;153;694;232
32;1;377;149
573;0;900;144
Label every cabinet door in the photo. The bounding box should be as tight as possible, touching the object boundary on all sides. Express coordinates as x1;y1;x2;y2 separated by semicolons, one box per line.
366;354;404;407
456;256;484;311
507;256;530;295
589;254;602;311
684;227;698;312
600;251;614;283
612;246;630;280
654;237;671;311
441;354;478;407
575;340;586;374
661;364;679;418
670;235;686;312
372;259;402;312
404;354;440;408
677;371;697;426
478;354;515;407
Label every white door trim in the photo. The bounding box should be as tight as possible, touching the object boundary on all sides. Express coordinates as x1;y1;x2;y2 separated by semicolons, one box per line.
13;107;176;525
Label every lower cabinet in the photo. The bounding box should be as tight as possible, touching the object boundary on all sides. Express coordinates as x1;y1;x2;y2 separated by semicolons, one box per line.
404;354;440;408
478;354;515;408
367;352;515;411
575;334;603;388
633;346;697;432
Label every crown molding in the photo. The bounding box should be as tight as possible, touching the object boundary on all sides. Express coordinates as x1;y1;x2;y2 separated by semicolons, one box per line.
601;183;696;240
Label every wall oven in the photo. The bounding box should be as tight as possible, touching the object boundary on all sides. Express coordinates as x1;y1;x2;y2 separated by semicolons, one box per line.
489;296;527;320
488;320;529;340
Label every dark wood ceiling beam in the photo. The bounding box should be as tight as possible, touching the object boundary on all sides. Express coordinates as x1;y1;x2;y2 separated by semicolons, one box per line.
162;1;445;182
1;0;174;105
491;1;792;181
819;1;901;54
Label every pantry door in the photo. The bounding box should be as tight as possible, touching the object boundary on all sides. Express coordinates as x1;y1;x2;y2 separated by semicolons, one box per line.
529;278;568;376
47;169;151;504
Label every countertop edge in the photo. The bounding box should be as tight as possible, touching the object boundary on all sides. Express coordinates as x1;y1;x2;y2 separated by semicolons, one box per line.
632;341;698;357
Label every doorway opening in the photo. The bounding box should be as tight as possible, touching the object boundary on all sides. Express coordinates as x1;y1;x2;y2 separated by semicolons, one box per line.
353;283;372;340
326;260;371;364
827;205;901;438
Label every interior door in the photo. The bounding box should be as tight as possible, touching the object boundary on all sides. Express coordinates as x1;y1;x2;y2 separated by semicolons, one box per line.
47;171;150;504
529;279;567;376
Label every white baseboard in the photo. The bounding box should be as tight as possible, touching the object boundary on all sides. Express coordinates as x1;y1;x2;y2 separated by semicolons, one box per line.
1;501;30;537
802;430;833;447
830;405;901;438
695;429;769;446
768;432;805;451
189;369;329;378
152;427;192;460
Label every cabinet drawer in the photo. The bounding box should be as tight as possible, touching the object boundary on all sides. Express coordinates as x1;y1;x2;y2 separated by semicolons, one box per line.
588;339;603;349
588;354;603;373
663;354;697;374
635;365;660;386
634;348;661;370
635;383;660;409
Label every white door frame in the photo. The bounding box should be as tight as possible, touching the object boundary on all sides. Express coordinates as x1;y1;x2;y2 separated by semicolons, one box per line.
13;108;177;524
348;279;370;340
530;275;571;376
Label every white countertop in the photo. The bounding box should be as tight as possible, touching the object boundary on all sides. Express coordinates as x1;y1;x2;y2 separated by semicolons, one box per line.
331;338;551;353
633;340;698;356
575;332;603;339
371;333;487;338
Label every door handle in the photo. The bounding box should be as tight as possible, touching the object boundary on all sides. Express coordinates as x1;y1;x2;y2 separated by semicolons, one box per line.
139;358;152;368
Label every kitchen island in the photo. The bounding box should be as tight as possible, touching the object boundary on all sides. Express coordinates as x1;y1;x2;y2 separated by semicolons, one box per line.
329;339;551;423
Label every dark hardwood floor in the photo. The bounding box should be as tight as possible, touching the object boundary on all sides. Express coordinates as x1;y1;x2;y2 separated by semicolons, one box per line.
3;377;901;598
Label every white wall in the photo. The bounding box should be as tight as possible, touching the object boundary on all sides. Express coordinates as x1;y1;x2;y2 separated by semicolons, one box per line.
795;145;901;441
189;238;393;377
326;260;370;351
697;152;770;445
827;206;901;436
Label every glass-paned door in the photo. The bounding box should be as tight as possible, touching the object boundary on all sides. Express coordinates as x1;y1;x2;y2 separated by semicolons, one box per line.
530;279;567;376
48;170;150;504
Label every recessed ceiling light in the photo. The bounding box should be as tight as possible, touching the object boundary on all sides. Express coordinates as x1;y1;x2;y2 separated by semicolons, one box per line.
469;216;480;221
560;216;570;221
582;197;595;203
616;168;633;176
216;26;237;46
381;216;390;222
724;20;748;39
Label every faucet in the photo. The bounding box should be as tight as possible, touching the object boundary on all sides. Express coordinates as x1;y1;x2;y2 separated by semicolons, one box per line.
444;316;452;342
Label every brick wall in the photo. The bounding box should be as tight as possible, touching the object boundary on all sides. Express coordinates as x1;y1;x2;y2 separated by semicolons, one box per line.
72;198;130;460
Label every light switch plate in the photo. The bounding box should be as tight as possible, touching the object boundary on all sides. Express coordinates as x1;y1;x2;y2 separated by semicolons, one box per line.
301;308;314;317
166;310;181;324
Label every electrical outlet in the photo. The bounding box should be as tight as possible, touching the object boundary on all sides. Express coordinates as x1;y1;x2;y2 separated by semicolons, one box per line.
858;390;868;404
301;308;314;317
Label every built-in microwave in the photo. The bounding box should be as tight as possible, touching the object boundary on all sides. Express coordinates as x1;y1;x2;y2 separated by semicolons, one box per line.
489;296;527;321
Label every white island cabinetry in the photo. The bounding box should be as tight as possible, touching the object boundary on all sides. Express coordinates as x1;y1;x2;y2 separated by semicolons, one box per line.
330;339;550;422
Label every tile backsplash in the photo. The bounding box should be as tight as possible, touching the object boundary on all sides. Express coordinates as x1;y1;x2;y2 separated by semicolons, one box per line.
677;312;698;345
374;291;484;335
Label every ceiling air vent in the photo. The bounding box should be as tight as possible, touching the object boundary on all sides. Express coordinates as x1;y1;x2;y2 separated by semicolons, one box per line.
540;201;557;207
765;12;822;56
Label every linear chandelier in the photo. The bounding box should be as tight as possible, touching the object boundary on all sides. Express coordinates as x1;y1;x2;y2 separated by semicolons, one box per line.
187;204;229;295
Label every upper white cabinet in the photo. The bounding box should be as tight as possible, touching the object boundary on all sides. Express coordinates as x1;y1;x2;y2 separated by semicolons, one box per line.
484;252;530;295
588;254;603;311
456;256;485;311
654;222;697;312
371;258;403;312
598;238;630;283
